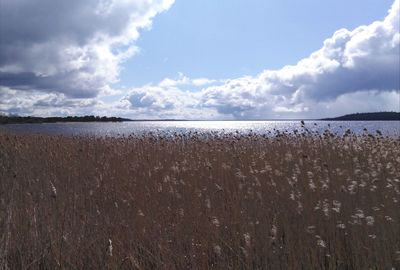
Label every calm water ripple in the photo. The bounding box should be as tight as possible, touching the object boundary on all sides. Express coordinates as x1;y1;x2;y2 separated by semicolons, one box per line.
0;121;399;137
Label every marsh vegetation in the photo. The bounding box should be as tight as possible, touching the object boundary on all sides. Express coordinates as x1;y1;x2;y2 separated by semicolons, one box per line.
0;128;399;269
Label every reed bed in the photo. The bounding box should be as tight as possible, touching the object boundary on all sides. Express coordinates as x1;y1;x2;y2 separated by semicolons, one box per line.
0;128;399;269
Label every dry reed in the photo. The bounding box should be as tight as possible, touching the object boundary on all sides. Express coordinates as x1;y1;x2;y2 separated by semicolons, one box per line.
0;128;399;269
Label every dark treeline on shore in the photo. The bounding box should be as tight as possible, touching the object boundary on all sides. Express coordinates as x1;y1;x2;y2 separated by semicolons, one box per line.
321;112;400;121
0;115;132;124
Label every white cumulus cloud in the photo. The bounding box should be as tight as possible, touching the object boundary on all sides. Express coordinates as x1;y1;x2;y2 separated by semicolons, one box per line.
121;0;399;119
197;0;399;118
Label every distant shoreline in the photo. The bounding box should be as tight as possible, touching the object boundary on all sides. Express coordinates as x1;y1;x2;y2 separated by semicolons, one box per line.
1;112;399;124
0;115;132;124
320;112;400;121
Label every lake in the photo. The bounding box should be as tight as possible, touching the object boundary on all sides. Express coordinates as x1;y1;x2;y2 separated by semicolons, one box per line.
0;121;399;137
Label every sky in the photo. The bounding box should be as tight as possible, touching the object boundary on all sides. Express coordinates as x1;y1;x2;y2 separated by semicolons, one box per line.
0;0;399;119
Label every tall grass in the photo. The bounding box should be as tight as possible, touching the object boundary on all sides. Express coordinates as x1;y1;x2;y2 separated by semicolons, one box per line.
0;129;399;269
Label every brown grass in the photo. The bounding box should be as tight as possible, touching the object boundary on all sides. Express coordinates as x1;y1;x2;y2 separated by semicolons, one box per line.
0;129;399;269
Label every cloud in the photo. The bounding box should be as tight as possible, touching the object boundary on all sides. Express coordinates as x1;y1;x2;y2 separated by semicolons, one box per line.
318;90;400;116
196;0;399;118
0;0;174;98
1;0;399;119
120;0;399;119
123;74;219;119
158;73;218;88
0;87;102;116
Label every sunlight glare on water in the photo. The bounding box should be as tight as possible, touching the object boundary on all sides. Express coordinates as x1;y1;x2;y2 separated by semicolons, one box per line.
0;121;399;137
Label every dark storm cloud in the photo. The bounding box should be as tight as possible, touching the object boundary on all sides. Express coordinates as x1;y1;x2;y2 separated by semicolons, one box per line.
0;0;174;97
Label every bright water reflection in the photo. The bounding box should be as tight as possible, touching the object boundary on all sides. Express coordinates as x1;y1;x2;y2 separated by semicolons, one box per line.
0;121;399;137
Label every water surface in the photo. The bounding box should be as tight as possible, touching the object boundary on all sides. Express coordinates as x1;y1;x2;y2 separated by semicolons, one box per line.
1;121;399;137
